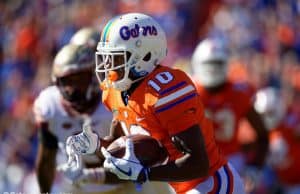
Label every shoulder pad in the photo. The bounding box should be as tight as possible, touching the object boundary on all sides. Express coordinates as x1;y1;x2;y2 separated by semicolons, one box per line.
146;67;194;95
33;86;59;121
144;67;197;111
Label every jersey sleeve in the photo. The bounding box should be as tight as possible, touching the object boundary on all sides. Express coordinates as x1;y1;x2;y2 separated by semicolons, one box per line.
33;90;58;148
149;69;206;135
33;92;53;123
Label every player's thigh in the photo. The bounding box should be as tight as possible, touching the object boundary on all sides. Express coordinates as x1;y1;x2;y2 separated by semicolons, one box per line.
186;163;245;194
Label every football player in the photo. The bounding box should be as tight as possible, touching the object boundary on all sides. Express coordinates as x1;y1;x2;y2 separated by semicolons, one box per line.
70;27;100;49
65;13;245;194
34;27;171;194
190;38;269;175
255;87;300;194
33;43;118;193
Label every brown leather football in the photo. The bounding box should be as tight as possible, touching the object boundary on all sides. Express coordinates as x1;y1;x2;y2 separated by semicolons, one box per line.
106;134;169;167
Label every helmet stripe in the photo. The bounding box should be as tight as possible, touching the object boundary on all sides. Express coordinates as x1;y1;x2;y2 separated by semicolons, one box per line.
101;20;113;42
102;17;118;42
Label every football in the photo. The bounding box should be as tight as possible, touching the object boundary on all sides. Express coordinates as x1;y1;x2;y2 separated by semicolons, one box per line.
106;134;168;167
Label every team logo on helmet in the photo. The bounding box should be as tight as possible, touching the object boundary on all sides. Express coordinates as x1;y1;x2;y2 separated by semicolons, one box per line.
95;13;167;91
120;24;158;40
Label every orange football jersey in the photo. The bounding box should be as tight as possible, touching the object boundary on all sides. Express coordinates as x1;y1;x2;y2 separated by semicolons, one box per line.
102;65;226;193
269;111;300;185
193;79;254;156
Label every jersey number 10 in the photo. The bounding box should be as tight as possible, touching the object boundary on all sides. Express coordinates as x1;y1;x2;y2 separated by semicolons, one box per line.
148;71;173;92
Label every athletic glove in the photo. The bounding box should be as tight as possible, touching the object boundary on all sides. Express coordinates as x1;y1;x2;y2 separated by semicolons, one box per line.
101;139;149;183
66;120;99;155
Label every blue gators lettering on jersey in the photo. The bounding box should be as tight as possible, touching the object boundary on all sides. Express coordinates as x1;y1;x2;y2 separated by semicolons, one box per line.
120;24;157;40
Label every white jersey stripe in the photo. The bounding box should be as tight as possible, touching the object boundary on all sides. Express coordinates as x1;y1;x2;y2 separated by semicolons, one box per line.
154;85;195;108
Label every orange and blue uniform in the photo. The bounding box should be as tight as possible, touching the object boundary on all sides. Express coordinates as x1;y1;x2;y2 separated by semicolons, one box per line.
194;80;255;157
269;110;300;186
102;66;230;193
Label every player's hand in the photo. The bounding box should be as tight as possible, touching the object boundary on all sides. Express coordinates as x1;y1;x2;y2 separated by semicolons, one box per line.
57;150;83;183
101;139;149;182
57;156;105;184
66;121;99;155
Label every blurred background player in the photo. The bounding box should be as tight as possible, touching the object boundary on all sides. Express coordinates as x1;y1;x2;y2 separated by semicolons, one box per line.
65;13;245;194
70;27;100;49
33;42;118;193
254;87;300;194
190;38;269;178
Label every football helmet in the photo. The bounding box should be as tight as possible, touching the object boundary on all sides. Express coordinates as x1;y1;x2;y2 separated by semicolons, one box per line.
52;44;100;110
191;38;228;88
70;27;100;49
254;87;286;130
95;13;167;91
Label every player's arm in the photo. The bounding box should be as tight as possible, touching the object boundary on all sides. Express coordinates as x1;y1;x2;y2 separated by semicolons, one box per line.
35;122;58;193
246;106;269;167
146;124;209;181
101;124;210;183
100;124;209;183
94;118;125;158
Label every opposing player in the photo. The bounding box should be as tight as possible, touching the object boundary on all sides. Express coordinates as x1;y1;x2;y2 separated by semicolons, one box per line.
190;38;269;174
66;13;245;194
70;27;100;49
254;87;300;194
33;42;118;193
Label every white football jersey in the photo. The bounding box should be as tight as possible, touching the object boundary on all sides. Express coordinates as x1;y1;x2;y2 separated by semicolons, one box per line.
33;86;112;164
32;86;174;194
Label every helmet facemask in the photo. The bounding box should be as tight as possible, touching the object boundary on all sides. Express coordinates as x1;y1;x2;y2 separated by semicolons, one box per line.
191;38;228;88
94;13;167;92
52;44;101;112
56;69;100;111
195;59;227;88
96;44;154;91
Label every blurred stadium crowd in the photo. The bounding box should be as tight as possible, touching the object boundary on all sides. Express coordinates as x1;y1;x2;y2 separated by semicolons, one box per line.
0;0;300;193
